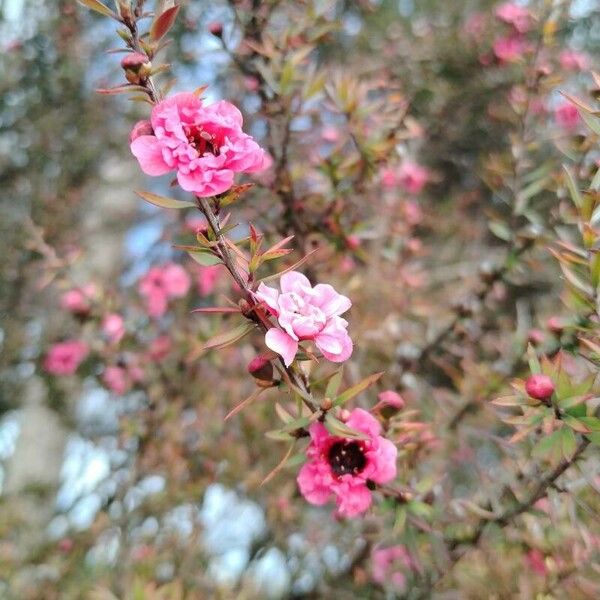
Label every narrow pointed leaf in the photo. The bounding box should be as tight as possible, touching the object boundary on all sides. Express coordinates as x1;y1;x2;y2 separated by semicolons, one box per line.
135;190;196;209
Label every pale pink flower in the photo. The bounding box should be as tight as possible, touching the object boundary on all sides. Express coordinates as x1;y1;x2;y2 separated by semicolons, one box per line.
60;283;97;315
297;408;397;517
196;265;221;296
559;49;589;72
371;545;415;591
495;3;531;33
130;92;269;197
397;161;428;195
464;12;487;42
102;313;125;345
554;101;580;130
139;263;191;318
44;340;89;375
255;271;352;366
493;35;528;63
402;200;424;226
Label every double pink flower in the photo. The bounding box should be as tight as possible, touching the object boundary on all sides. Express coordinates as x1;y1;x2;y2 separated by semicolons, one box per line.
255;271;352;367
44;340;89;376
130;92;270;197
297;408;397;517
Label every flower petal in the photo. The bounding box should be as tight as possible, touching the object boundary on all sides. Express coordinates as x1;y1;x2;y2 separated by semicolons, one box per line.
264;328;298;367
130;136;171;176
280;271;311;294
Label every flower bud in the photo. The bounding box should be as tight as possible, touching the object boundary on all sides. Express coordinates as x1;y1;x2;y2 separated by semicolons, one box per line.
525;374;554;401
121;52;151;85
208;21;223;37
377;390;405;410
129;120;153;144
247;355;273;385
546;316;564;335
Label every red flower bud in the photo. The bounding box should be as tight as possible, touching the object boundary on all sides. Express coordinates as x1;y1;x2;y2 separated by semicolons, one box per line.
208;21;223;37
247;355;274;384
525;375;554;400
121;52;151;84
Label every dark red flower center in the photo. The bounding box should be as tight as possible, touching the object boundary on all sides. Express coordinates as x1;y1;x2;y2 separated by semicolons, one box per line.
184;125;220;156
328;441;366;477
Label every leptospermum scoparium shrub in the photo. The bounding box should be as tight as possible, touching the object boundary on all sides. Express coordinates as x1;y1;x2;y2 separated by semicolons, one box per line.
26;0;600;597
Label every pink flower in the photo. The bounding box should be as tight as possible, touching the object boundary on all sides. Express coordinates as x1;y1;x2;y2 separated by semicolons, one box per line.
196;265;221;296
559;49;589;72
130;92;269;197
495;3;531;33
255;271;352;366
371;545;415;590
139;263;191;318
60;284;96;315
381;166;397;189
297;408;397;517
44;340;89;375
322;126;340;143
526;549;547;576
102;313;125;345
554;101;580;130
493;35;528;63
102;364;143;395
397;161;428;195
147;335;172;362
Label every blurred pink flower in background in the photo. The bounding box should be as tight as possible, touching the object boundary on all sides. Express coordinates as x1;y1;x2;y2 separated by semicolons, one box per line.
297;408;397;517
402;200;424;226
60;283;97;315
554;101;580;130
147;335;172;362
558;49;589;71
322;125;340;142
130;92;270;196
255;271;353;366
102;313;125;345
139;263;191;318
381;166;398;189
196;265;221;296
102;363;144;395
526;549;547;576
44;340;89;375
495;2;531;33
371;545;415;591
397;161;429;195
493;35;528;63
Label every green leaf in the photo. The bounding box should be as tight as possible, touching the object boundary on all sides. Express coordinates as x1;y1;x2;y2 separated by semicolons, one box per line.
577;416;600;431
560;427;577;461
325;368;344;399
563;165;583;210
324;414;369;440
77;0;116;18
333;371;384;407
526;344;541;375
187;249;222;266
532;430;561;460
200;323;254;352
135;190;196;209
489;221;512;242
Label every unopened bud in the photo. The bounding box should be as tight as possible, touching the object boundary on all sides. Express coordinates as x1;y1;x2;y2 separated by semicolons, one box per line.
208;21;223;37
320;397;333;411
546;316;564;335
525;374;555;401
377;390;405;410
121;52;151;84
129;119;153;144
527;328;545;346
247;355;273;385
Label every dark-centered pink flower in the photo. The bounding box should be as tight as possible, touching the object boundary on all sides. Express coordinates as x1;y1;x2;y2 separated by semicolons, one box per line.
130;92;270;197
255;271;352;366
297;408;397;517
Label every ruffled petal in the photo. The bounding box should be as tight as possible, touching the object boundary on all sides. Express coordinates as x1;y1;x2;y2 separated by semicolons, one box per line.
280;271;312;294
130;136;171;176
264;328;298;366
